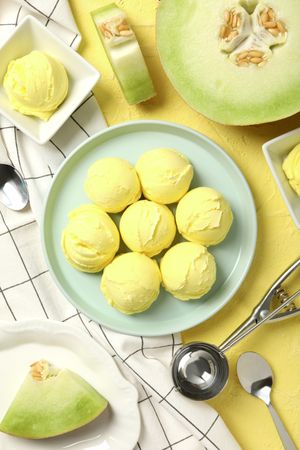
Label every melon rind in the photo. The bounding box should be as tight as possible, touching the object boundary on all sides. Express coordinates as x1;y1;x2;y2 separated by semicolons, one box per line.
0;369;108;439
156;0;300;125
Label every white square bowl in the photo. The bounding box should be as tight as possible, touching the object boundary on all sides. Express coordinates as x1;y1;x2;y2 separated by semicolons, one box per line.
262;127;300;229
0;15;100;144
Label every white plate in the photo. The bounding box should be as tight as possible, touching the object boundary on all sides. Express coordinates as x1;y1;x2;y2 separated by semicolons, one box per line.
0;320;140;450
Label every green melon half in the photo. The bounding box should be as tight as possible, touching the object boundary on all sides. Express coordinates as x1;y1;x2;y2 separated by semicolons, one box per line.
0;360;108;439
156;0;300;125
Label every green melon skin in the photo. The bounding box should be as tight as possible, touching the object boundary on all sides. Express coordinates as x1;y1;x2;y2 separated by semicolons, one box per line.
92;4;156;105
0;370;108;439
157;0;300;125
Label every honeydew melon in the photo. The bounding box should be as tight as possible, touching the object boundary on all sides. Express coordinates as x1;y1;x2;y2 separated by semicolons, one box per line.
0;360;108;439
156;0;300;125
92;3;156;104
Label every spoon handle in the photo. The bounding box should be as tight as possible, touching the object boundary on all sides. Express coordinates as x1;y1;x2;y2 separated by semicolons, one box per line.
0;134;12;165
268;402;297;450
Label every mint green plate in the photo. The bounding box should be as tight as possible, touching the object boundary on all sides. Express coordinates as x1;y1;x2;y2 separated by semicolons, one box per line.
42;120;257;336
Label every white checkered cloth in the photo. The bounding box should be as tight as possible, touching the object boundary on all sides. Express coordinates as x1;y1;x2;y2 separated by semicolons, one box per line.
0;1;241;449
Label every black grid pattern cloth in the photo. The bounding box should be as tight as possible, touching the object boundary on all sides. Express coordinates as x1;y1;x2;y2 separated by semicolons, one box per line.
0;1;241;449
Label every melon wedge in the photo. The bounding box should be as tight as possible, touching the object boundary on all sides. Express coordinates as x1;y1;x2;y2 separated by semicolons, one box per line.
92;3;156;104
0;360;108;439
156;0;300;125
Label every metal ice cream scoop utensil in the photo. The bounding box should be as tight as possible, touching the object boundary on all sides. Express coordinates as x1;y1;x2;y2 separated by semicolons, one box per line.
172;257;300;401
0;134;29;211
237;352;297;450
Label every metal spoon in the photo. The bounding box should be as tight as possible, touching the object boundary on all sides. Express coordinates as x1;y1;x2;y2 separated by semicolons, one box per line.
237;352;297;450
0;135;29;210
172;258;300;401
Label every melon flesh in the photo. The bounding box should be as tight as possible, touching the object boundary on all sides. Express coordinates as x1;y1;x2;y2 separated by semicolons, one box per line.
0;361;108;439
156;0;300;125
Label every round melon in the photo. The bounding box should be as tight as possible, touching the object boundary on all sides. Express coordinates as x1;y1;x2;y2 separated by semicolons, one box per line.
156;0;300;125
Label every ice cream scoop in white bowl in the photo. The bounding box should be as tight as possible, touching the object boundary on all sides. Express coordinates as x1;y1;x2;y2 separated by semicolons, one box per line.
0;15;100;144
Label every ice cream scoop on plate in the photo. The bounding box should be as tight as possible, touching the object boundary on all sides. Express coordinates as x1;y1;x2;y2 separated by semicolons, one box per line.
84;157;141;213
135;147;193;204
160;242;216;301
101;252;161;314
61;204;120;273
119;199;176;257
176;187;233;246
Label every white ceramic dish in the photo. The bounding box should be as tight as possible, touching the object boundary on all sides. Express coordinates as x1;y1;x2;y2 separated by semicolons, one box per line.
0;320;140;450
0;16;100;144
262;127;300;229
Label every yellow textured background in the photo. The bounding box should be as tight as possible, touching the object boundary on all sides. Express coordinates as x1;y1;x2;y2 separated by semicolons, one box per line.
69;1;300;448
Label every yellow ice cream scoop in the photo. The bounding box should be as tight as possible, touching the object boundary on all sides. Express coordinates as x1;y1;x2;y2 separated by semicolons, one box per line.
160;242;216;301
119;200;176;257
61;204;119;273
84;157;141;213
176;187;233;246
135;148;194;204
3;51;68;121
282;143;300;196
101;252;161;314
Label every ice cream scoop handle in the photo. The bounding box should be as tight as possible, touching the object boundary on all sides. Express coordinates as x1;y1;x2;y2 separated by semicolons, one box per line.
268;403;297;450
220;288;300;353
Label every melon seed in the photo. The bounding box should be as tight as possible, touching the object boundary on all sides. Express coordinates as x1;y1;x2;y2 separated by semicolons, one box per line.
119;30;133;36
104;30;113;38
232;13;238;28
99;24;113;38
277;21;286;33
238;51;249;60
219;25;227;38
224;10;230;23
268;28;279;36
248;50;264;57
267;8;275;20
250;57;263;64
261;11;269;23
118;24;130;31
227;30;238;41
264;21;277;28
